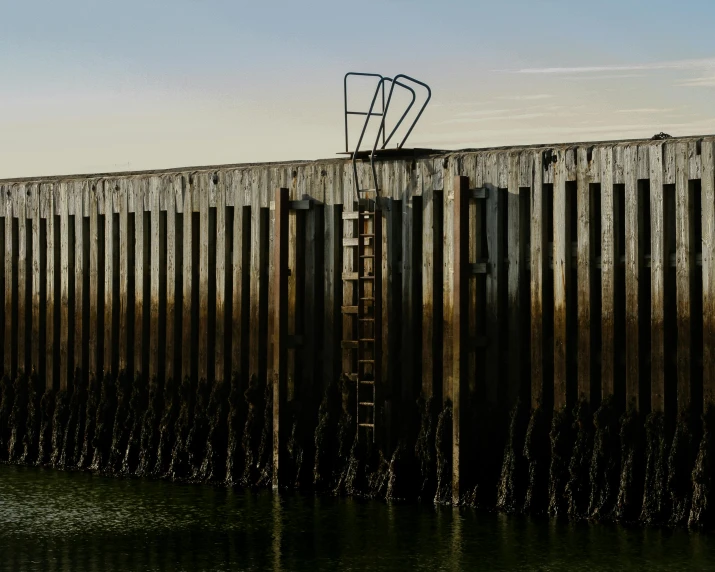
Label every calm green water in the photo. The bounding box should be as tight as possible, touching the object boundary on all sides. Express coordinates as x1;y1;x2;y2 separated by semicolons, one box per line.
0;465;713;571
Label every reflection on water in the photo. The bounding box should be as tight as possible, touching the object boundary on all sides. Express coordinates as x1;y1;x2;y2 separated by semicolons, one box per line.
0;464;714;571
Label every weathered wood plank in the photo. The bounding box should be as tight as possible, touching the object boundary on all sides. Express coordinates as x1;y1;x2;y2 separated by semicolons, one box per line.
118;181;129;373
199;174;209;381
485;153;502;406
31;184;41;375
150;177;161;379
181;177;193;380
624;144;642;410
165;176;177;382
17;185;27;376
214;175;226;382
576;148;592;402
553;150;570;410
46;184;56;388
88;182;100;379
452;174;469;505
650;144;666;412
530;151;546;408
4;186;13;377
703;140;715;409
271;187;289;489
507;152;525;405
421;160;437;399
601;147;616;399
675;142;693;413
134;179;146;377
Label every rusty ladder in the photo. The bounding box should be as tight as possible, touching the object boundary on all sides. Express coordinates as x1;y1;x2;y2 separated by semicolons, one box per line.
342;191;382;442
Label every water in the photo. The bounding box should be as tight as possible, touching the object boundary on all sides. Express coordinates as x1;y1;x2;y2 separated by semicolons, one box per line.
1;465;714;571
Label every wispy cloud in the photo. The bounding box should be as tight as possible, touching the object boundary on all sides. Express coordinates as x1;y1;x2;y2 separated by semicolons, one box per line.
440;112;547;124
503;57;715;75
497;94;553;101
677;76;715;87
616;108;680;114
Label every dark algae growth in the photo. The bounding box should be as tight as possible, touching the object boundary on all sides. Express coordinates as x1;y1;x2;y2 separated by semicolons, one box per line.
2;367;715;533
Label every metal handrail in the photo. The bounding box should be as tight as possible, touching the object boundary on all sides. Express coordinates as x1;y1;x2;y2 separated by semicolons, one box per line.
382;74;431;149
344;73;386;153
351;77;391;196
344;72;432;201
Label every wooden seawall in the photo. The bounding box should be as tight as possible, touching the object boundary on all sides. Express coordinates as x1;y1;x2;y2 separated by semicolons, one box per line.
1;134;714;509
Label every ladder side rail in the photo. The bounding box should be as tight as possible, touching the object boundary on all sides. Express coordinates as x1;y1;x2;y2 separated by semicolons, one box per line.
370;79;416;195
352;77;393;198
391;74;432;149
344;72;386;154
377;79;416;152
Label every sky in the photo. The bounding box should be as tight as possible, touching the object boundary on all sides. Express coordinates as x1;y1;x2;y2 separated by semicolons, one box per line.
2;0;715;179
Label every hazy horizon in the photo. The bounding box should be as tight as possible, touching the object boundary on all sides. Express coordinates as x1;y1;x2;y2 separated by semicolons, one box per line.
2;0;715;179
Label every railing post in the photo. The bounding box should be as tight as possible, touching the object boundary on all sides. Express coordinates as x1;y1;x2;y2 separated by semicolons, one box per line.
271;187;289;490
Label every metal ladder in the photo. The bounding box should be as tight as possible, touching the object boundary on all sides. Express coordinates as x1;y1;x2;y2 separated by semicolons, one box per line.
341;72;430;442
342;190;382;442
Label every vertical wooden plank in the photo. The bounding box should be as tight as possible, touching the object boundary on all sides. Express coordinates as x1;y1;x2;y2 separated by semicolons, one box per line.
651;144;666;412
150;178;161;379
576;148;592;402
103;184;114;375
624;145;641;410
89;183;99;379
485;153;502;406
215;175;226;382
553;150;570;410
5;186;13;377
675;142;693;413
17;185;27;376
323;202;341;388
74;184;84;375
181;177;193;381
452;175;469;505
198;174;209;381
135;180;146;377
601;147;616;399
118;182;129;373
249;172;263;381
421;161;436;398
507;152;523;405
530;151;546;408
165;177;177;381
60;183;70;387
31;184;41;375
442;156;456;405
271;188;289;489
703;141;715;409
46;185;56;388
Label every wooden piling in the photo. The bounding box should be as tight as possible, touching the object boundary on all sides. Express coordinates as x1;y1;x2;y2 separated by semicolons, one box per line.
703;141;715;410
553;150;570;410
270;187;289;489
452;174;469;505
675;142;694;413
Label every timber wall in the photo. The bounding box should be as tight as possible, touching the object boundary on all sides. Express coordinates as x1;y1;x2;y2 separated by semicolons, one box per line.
1;134;713;508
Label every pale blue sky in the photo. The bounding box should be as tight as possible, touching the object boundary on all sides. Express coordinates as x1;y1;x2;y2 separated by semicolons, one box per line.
2;0;715;178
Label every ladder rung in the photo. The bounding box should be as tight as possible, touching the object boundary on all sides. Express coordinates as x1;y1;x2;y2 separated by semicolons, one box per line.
359;380;375;385
359;423;375;428
360;297;375;301
358;359;375;363
358;318;375;322
360;254;375;258
360;276;375;281
359;402;374;406
361;233;375;238
342;341;358;349
358;338;376;342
